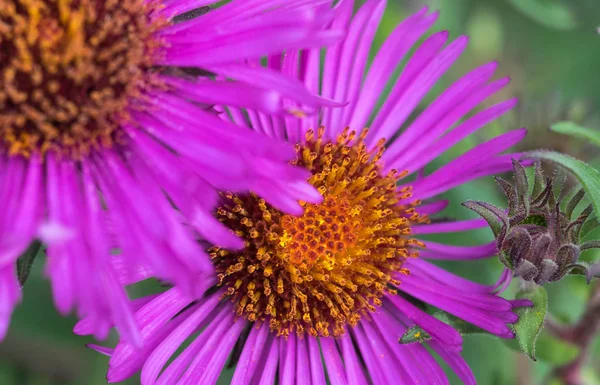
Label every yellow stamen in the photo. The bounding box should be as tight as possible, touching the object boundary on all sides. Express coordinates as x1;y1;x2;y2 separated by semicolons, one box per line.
211;128;429;337
0;0;167;158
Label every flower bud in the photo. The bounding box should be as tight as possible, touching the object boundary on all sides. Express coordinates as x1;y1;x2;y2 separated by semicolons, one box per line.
464;160;600;285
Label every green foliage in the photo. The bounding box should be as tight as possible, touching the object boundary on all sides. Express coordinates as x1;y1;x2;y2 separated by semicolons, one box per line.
506;0;578;30
551;121;600;147
511;286;548;361
548;379;566;385
581;367;600;385
535;331;580;365
16;241;42;287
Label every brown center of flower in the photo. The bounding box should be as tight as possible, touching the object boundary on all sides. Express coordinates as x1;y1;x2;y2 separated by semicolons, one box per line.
211;128;428;337
0;0;167;157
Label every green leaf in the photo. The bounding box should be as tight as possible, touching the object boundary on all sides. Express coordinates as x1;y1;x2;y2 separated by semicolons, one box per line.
551;121;600;148
16;241;42;286
527;151;600;219
507;0;578;30
535;331;580;365
511;285;548;361
399;310;487;344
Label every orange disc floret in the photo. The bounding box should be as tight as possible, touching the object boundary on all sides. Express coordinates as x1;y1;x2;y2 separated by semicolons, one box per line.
210;128;429;337
0;0;167;158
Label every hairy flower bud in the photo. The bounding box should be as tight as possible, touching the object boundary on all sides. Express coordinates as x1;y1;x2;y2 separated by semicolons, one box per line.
464;160;600;285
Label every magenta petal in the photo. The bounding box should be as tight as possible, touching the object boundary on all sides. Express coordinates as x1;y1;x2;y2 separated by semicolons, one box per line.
339;333;369;385
418;241;498;260
257;336;279;385
368;34;469;145
74;1;530;384
140;295;221;385
231;324;270;385
368;309;450;384
430;341;477;385
399;274;516;337
154;305;232;385
320;337;348;385
412;218;488;235
398;95;517;174
87;344;115;357
348;7;438;131
351;326;394;384
308;336;327;385
385;61;498;164
295;335;312;385
0;268;20;341
385;295;463;350
324;0;386;136
279;334;296;385
407;259;492;293
180;317;245;385
109;288;196;369
163;77;283;113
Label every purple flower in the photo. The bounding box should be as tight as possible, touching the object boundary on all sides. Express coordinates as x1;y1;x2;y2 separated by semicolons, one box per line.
0;0;343;343
88;1;527;383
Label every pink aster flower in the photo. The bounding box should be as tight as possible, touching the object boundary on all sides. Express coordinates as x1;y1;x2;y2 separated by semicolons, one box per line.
0;0;344;343
88;1;527;383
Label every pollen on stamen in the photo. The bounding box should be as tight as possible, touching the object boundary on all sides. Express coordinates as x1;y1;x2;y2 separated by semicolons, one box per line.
210;127;429;337
0;0;168;158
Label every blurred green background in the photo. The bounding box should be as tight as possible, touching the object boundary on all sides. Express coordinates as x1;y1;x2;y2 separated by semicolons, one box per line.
3;0;600;384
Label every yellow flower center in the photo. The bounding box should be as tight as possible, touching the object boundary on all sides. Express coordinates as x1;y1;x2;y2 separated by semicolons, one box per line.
0;0;166;157
211;128;428;337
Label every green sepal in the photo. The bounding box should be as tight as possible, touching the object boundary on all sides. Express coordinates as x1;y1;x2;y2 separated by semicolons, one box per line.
512;159;530;212
550;168;568;206
462;200;507;237
568;262;600;283
564;188;585;219
532;161;545;199
579;214;600;241
580;240;600;251
494;177;519;216
499;250;515;270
